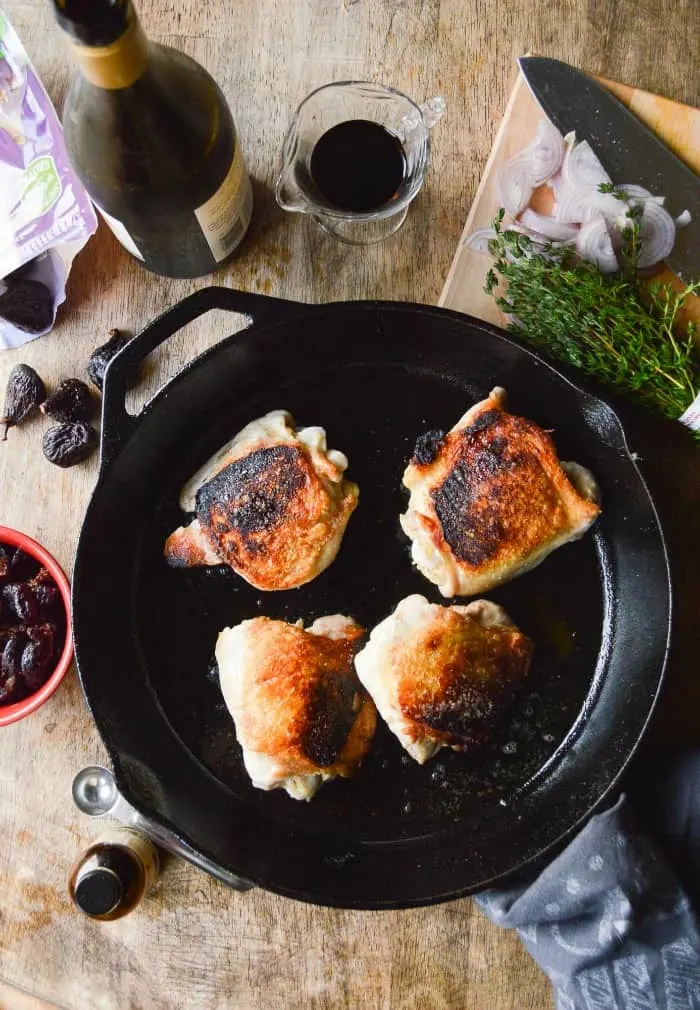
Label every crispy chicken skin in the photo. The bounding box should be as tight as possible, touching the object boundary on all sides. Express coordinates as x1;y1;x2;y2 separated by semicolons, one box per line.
164;410;359;591
354;594;533;764
216;614;376;800
400;387;601;597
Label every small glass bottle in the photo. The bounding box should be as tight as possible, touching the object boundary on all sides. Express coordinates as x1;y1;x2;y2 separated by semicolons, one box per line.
68;826;159;920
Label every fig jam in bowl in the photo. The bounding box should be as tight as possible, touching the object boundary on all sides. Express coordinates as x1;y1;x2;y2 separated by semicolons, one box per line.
0;525;73;727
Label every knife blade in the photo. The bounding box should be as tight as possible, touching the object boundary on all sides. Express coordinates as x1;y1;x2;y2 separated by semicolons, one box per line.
518;56;700;282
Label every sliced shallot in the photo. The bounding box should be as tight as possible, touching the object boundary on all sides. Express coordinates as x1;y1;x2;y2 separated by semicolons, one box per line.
485;124;678;276
617;183;652;201
576;217;618;273
556;186;625;224
495;120;566;216
463;228;498;254
527;119;566;185
675;209;692;228
496;153;535;216
518;208;578;242
548;169;566;200
636;200;677;268
562;139;611;190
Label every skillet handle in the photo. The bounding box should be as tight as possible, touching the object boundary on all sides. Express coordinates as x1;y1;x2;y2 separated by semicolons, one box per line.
100;286;305;468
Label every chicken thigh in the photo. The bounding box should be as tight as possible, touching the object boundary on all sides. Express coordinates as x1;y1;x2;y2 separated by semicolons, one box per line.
400;387;601;597
354;594;533;763
216;614;376;800
165;410;358;590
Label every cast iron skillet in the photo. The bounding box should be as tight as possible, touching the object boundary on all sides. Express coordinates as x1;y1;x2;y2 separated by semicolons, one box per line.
72;287;671;909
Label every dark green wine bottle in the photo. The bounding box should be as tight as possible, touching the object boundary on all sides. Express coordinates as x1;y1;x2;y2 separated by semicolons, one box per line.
53;0;253;278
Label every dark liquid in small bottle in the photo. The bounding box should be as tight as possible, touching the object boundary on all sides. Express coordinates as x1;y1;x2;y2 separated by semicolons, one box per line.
309;119;406;213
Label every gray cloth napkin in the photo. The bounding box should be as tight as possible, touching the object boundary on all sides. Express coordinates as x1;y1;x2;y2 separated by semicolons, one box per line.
476;751;700;1010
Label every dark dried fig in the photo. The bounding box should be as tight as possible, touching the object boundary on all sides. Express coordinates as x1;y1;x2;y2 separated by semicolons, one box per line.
42;421;98;468
0;278;54;334
9;548;39;581
27;622;56;649
3;582;38;623
20;646;51;691
0;545;11;583
0;665;17;703
33;582;59;613
1;632;24;679
27;567;53;587
1;363;46;439
22;625;55;690
41;378;96;423
87;328;131;391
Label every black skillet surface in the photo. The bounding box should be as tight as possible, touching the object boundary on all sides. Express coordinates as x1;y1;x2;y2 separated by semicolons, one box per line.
72;287;671;908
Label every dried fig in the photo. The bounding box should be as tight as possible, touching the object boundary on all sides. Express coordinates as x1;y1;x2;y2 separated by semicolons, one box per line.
0;278;53;334
33;582;60;613
1;364;46;439
1;632;24;680
0;666;17;703
27;622;56;651
27;567;53;587
9;548;39;581
20;646;50;691
41;378;96;423
22;625;55;690
0;545;11;583
42;421;98;468
87;328;131;391
3;583;38;623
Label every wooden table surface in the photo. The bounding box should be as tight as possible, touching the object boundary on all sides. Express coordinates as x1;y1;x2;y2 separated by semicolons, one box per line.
1;1;699;1008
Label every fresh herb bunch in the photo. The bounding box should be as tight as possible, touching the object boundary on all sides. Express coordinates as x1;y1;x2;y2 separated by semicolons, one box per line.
485;206;699;429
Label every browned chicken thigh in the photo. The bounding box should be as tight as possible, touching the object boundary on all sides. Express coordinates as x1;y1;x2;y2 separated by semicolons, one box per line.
354;595;533;763
216;614;376;800
165;410;359;590
400;387;601;597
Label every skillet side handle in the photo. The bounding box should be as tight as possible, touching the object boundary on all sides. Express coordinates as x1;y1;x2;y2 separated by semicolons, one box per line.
99;287;306;469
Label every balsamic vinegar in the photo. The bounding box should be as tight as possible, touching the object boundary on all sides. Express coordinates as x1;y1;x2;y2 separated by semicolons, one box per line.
309;119;406;213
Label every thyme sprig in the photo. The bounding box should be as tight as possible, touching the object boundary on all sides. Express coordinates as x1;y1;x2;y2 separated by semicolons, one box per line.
485;207;699;428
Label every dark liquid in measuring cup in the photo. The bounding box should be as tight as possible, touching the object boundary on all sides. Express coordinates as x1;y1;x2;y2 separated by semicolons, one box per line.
309;119;407;213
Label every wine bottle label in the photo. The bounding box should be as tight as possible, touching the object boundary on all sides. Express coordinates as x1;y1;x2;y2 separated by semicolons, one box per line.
97;206;145;261
194;144;253;262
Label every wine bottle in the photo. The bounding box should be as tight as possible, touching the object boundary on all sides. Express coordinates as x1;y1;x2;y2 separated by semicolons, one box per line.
53;0;253;279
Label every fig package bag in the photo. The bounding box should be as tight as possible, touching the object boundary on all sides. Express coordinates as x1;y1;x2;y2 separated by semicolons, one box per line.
0;9;97;349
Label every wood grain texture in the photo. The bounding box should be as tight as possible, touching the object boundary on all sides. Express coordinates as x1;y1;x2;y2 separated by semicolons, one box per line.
1;0;699;1007
0;982;60;1010
439;74;700;323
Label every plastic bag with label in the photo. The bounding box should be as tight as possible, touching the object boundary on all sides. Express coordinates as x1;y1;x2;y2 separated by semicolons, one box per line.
0;9;97;349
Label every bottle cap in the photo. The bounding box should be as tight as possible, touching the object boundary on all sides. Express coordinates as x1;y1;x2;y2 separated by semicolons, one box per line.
53;0;130;46
74;866;124;917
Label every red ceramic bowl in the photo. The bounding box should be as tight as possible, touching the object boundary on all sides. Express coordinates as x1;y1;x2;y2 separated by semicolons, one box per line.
0;525;73;727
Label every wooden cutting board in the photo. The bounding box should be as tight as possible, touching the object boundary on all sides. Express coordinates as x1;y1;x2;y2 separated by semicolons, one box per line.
439;70;700;328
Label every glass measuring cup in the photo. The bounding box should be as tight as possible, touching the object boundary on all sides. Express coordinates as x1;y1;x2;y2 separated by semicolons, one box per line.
276;82;445;244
